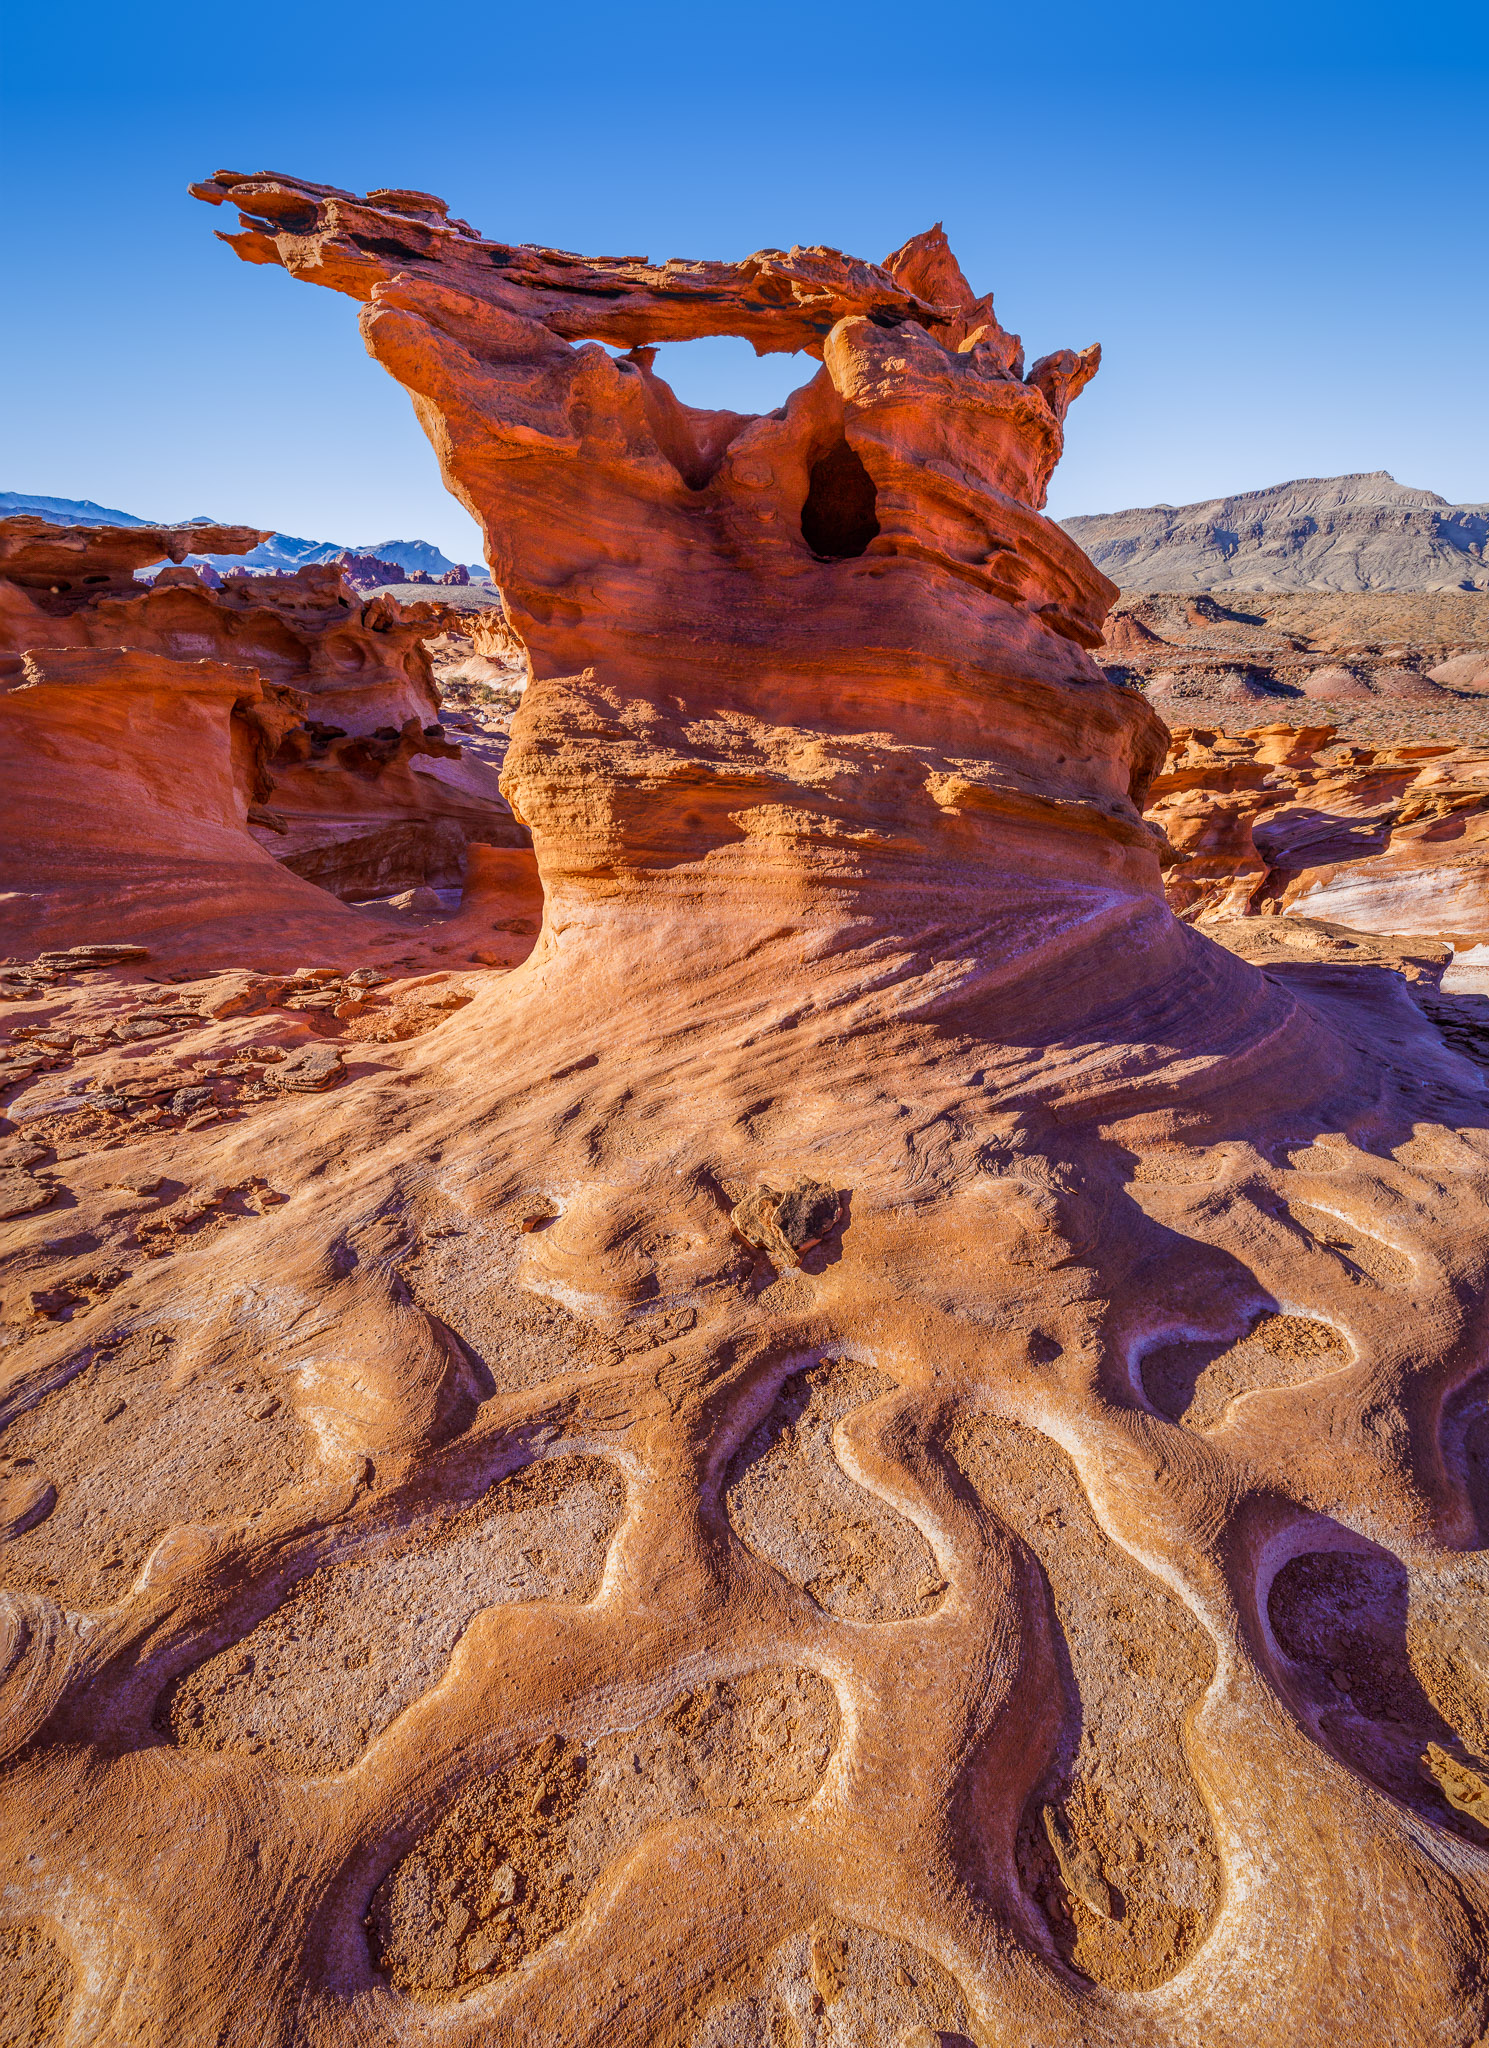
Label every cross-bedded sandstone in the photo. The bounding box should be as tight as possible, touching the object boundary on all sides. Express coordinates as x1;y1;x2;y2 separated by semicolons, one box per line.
2;181;1488;2048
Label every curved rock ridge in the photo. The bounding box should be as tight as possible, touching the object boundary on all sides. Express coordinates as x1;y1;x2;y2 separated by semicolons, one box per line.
2;181;1489;2048
724;1358;948;1621
368;1667;840;1999
161;1452;626;1774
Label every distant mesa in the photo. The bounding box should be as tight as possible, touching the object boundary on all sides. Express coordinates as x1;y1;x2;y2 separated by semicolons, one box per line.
0;491;491;587
1062;472;1489;594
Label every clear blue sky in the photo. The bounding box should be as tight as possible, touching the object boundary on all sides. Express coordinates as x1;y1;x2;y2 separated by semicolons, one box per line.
4;2;1485;563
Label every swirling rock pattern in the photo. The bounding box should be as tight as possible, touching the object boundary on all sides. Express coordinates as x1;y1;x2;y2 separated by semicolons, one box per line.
0;177;1486;2047
692;1917;980;2046
725;1360;947;1621
369;1669;838;1999
162;1453;625;1774
948;1417;1220;1988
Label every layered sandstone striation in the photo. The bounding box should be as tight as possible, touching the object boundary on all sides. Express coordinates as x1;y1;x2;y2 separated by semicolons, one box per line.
1145;721;1489;941
0;516;533;969
1141;718;1489;1079
1;174;1488;2048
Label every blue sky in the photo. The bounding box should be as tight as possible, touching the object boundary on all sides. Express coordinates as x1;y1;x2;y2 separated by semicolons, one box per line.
3;1;1485;563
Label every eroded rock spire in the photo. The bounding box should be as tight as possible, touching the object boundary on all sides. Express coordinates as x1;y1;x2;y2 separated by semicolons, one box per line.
194;173;1157;981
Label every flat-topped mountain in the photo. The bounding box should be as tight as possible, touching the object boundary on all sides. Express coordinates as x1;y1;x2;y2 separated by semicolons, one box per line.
1062;472;1489;594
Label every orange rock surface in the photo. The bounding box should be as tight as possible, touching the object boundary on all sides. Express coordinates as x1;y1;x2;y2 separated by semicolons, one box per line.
1148;721;1489;941
0;517;533;971
2;177;1489;2046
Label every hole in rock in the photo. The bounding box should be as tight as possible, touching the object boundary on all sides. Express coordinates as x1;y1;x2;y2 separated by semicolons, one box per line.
593;335;818;491
800;438;880;559
278;819;471;904
618;335;813;418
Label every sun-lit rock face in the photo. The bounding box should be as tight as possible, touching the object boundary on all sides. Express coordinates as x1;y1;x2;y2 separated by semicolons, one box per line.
192;173;1166;964
0;516;531;964
1146;721;1489;938
5;182;1489;2048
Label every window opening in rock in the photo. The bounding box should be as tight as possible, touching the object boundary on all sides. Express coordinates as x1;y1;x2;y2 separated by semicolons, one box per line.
588;336;818;493
612;335;814;417
801;439;880;560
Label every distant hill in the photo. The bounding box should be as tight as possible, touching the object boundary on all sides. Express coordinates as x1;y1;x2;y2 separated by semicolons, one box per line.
1;491;155;527
1061;473;1489;594
0;491;490;581
363;538;470;578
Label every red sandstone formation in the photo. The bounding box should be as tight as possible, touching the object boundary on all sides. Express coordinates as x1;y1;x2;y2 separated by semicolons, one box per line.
326;550;409;591
0;514;268;607
2;175;1489;2048
1147;721;1489;940
0;518;531;968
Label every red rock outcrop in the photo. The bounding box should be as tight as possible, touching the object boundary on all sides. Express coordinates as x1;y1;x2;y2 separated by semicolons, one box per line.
0;514;268;612
0;518;532;964
325;550;408;590
1147;721;1489;943
3;177;1489;2048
